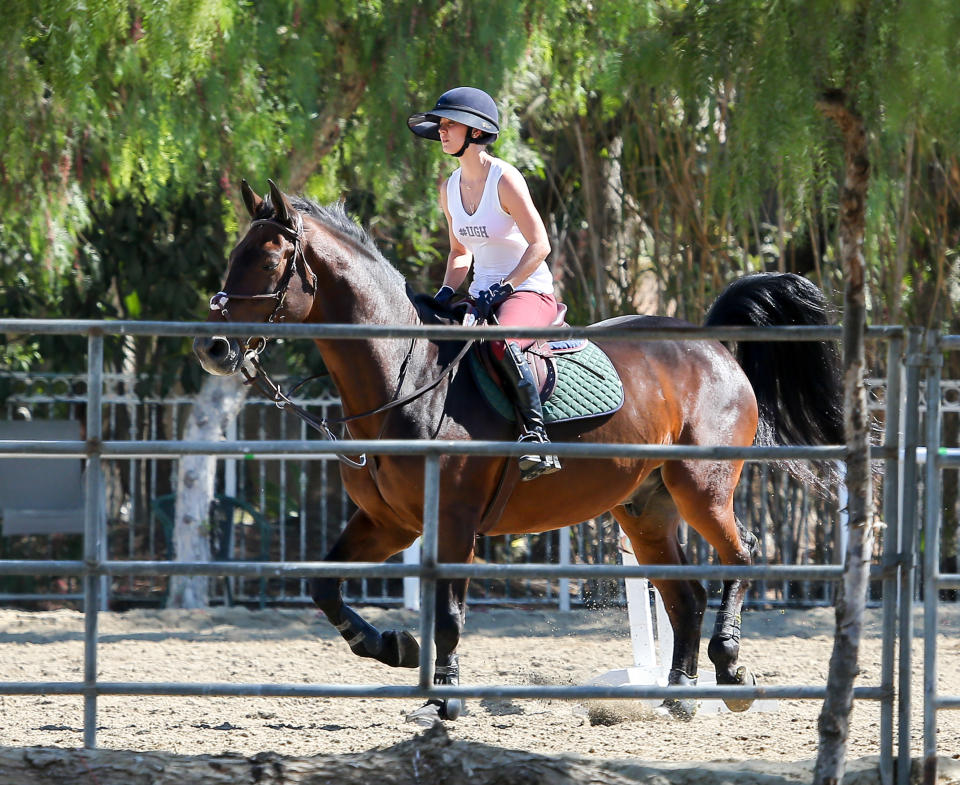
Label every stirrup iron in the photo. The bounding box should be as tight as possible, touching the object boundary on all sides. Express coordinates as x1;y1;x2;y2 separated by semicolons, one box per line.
517;430;561;481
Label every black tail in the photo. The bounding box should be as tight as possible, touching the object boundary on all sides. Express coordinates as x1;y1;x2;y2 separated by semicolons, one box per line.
705;273;844;483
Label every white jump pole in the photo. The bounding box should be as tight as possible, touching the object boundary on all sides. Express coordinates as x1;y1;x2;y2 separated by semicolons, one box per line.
619;527;671;679
403;539;421;611
559;528;572;612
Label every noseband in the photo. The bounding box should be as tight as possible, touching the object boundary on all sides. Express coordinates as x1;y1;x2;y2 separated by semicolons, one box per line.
209;212;317;333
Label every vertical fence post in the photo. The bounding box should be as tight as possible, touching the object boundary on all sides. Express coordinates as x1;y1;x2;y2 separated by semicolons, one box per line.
83;330;104;749
418;453;440;690
879;333;903;785
898;327;924;785
922;330;943;785
558;528;571;612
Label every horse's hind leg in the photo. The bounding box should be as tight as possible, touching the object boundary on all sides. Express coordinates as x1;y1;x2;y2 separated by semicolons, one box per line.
312;510;421;668
661;458;759;712
612;477;707;720
707;519;761;711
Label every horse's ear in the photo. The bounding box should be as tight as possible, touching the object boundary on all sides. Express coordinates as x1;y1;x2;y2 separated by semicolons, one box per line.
268;179;294;227
240;179;263;219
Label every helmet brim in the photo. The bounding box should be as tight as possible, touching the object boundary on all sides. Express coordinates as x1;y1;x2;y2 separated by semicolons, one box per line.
407;109;498;145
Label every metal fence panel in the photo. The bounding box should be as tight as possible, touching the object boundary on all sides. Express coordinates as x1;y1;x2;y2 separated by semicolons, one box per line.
0;317;948;782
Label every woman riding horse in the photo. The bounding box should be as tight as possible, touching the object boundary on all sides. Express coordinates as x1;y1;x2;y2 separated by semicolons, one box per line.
409;86;561;481
194;177;843;724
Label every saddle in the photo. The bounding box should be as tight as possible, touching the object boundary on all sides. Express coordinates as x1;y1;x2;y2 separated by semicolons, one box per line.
469;337;623;424
471;303;579;404
406;285;624;425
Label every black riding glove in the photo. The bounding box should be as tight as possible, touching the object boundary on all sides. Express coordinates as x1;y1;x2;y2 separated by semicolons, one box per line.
474;280;515;322
433;285;456;308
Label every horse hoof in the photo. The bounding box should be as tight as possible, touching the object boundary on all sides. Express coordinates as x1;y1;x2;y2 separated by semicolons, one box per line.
381;630;421;668
722;666;757;713
659;696;698;721
405;700;443;727
661;668;698;720
440;698;464;721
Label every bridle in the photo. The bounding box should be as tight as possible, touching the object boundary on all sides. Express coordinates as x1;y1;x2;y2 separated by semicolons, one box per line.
208;212;317;349
206;209;476;470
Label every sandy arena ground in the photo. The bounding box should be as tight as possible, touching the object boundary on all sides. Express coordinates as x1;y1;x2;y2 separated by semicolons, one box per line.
0;604;957;768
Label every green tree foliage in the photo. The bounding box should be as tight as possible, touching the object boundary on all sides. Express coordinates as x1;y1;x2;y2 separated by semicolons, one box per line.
0;0;562;377
619;0;960;326
3;0;960;342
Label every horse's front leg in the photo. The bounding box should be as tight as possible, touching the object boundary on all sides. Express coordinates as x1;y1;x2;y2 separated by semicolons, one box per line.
312;510;421;668
423;576;470;720
408;525;476;723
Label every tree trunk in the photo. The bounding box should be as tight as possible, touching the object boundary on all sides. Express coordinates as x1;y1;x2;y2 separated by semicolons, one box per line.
572;118;609;321
813;90;874;785
167;374;248;609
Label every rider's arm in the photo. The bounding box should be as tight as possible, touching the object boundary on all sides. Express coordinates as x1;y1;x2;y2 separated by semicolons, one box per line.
439;180;472;292
496;167;551;290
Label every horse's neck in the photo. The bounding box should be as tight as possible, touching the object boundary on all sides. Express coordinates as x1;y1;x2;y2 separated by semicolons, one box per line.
304;238;432;438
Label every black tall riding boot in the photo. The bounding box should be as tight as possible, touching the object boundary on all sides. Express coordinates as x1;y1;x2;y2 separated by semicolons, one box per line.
495;342;561;481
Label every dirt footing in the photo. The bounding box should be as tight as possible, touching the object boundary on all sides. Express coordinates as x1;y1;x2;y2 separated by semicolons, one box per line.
1;725;957;785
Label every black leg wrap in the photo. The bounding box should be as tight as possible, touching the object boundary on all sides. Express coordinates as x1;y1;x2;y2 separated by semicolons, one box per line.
661;668;699;721
335;606;420;668
431;654;464;720
709;608;756;712
708;609;743;670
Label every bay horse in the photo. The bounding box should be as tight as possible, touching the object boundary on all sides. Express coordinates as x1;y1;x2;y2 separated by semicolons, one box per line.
194;180;843;721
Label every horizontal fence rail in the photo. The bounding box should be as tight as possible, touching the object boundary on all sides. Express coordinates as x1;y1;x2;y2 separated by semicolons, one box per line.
0;439;855;460
0;681;885;702
1;318;901;341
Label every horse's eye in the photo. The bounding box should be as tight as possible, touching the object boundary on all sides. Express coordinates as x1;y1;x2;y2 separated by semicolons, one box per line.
262;259;280;271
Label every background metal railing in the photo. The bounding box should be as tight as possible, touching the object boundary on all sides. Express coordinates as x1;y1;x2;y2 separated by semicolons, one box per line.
922;332;960;784
3;350;938;611
0;317;954;785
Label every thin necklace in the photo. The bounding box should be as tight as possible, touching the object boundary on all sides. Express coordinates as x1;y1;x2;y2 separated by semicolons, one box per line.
462;160;488;212
462;158;489;189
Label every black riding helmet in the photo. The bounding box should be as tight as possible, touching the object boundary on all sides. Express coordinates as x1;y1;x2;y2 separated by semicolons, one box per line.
407;87;499;155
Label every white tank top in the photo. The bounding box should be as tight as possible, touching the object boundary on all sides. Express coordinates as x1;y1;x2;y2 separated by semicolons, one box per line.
446;158;554;297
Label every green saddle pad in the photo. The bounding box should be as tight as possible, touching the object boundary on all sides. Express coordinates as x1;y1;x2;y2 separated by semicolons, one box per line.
468;341;624;424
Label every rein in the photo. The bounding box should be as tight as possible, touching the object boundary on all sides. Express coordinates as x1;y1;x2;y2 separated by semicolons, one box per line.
239;336;476;469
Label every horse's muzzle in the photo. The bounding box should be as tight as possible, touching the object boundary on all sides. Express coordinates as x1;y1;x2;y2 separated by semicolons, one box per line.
193;335;243;376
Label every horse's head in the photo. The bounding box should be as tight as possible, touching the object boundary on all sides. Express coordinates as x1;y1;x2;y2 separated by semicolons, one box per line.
194;179;318;376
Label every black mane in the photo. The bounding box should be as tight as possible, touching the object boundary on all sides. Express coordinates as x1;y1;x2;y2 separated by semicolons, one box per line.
257;195;388;267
